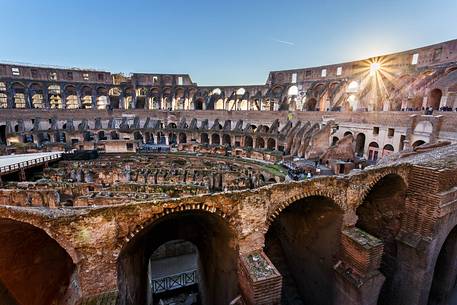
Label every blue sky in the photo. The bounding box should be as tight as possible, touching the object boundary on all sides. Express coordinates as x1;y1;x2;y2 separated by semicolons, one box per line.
1;0;457;85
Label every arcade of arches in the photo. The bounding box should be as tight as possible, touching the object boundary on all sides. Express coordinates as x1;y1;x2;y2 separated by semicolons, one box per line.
0;144;455;305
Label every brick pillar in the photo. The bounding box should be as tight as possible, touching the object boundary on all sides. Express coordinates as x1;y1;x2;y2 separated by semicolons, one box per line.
238;250;282;305
334;228;385;305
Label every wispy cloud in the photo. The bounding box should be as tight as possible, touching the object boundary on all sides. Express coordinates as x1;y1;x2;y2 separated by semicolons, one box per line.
270;38;295;46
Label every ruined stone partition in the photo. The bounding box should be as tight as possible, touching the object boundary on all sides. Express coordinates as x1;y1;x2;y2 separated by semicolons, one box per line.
0;144;455;304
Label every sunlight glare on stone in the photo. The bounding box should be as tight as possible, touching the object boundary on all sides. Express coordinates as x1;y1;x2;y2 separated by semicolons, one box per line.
370;62;381;76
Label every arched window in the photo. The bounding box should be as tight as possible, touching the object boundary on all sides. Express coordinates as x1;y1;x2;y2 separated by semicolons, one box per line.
347;80;359;93
288;85;298;96
368;142;379;161
382;144;394;157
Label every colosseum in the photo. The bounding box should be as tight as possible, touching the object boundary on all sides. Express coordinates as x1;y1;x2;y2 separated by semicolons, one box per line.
1;38;457;305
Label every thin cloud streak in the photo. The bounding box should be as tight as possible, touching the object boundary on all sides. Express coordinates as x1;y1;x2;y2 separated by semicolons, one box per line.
271;38;295;46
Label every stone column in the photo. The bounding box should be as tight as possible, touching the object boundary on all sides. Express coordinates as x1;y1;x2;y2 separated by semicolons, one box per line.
6;85;14;109
61;85;67;109
42;87;50;109
92;88;97;109
119;91;125;110
25;87;32;109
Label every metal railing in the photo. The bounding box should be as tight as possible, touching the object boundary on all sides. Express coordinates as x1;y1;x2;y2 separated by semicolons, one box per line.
0;153;62;174
151;269;198;294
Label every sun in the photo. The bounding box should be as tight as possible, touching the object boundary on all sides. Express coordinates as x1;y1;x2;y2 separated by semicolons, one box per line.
370;62;381;76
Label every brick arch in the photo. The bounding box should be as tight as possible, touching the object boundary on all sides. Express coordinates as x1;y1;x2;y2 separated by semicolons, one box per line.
117;202;239;305
265;188;344;229
354;169;409;209
0;216;79;305
0;213;79;263
121;202;233;247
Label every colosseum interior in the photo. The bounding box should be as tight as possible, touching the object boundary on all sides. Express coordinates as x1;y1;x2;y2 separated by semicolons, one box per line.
1;38;457;305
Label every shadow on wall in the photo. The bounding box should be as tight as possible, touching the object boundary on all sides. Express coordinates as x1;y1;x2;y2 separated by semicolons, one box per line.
0;218;76;305
264;196;343;305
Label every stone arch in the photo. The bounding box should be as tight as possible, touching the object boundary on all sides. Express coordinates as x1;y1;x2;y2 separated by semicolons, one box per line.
244;135;253;148
267;138;276;150
117;206;238;305
178;132;187;144
0;218;78;305
133;131;143;143
428;224;457;305
268;190;344;226
48;84;62;109
429;88;442;110
195;97;204;110
287;85;298;96
255;137;265;149
347;80;359;93
123;87;134;109
305;98;318;111
355;133;366;157
109;87;121;109
65;85;79;109
168;132;177;145
29;83;44;109
355;173;407;305
110;131;119;140
382;144;394;157
264;195;344;304
12;82;26;108
96;86;109;110
81;85;93;109
368;141;380;161
0;82;7;108
211;133;220;145
201;133;209;144
412;140;426;148
222;134;231;146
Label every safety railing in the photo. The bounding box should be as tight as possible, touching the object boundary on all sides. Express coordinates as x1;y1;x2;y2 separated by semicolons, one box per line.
0;153;62;174
151;269;198;294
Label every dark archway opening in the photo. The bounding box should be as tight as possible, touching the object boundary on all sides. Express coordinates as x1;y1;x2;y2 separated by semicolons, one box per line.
117;211;239;305
305;98;318;111
412;140;426;148
0;219;76;305
244;136;253;148
0;125;6;144
179;133;187;144
428;225;457;305
264;196;343;305
195;99;204;110
111;131;120;140
222;134;231;147
355;174;407;305
200;133;209;145
211;134;220;145
169;133;177;145
255;138;265;149
429;89;442;110
134;131;144;143
267;138;276;151
355;133;366;157
136;97;146;109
